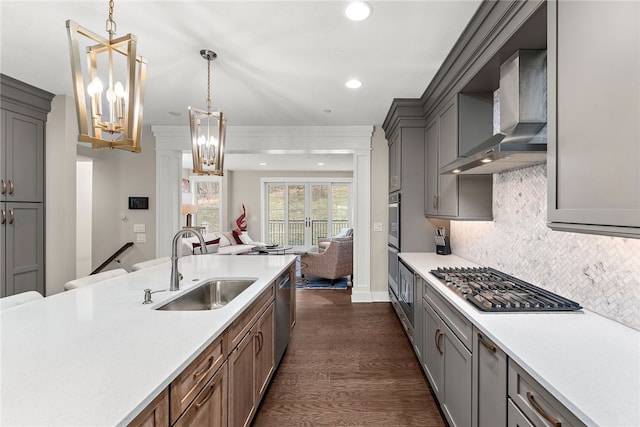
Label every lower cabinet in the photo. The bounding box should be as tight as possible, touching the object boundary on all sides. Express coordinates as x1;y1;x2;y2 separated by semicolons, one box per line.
174;362;228;427
128;389;169;427
422;300;472;427
472;329;507;427
229;302;275;427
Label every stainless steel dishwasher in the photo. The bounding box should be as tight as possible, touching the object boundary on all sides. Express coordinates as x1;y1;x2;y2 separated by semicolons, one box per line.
275;268;291;366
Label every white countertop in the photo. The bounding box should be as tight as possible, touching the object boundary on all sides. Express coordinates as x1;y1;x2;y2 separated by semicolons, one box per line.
0;254;296;426
399;252;640;427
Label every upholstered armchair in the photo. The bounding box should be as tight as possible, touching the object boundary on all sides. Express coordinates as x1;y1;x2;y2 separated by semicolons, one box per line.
300;238;353;284
318;227;353;253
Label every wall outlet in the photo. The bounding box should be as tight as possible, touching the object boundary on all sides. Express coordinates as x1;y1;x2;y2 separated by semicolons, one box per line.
133;223;145;233
136;233;146;243
373;222;383;232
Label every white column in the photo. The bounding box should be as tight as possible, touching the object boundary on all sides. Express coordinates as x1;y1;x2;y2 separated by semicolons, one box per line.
350;147;372;302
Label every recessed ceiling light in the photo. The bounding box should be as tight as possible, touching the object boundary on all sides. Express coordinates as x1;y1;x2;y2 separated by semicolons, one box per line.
481;158;493;163
453;169;461;174
345;1;372;21
317;162;325;166
259;162;267;166
168;111;182;116
323;109;332;114
346;79;362;89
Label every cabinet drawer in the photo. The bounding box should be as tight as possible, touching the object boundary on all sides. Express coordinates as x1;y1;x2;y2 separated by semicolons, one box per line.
508;398;534;427
228;284;275;349
508;360;585;427
174;361;228;427
170;334;227;424
424;284;472;350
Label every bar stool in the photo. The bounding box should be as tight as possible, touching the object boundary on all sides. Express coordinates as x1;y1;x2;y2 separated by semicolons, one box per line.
132;257;171;272
64;268;128;291
0;291;44;311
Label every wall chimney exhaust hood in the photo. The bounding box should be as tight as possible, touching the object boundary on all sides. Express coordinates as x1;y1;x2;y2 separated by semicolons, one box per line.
440;50;547;175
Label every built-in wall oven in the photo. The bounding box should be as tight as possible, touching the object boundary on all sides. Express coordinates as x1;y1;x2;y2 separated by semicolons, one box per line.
388;193;401;298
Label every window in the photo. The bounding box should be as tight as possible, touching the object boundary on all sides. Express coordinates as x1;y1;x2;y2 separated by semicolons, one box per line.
190;176;222;233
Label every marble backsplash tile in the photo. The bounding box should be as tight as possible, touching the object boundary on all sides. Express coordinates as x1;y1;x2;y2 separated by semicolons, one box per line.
450;164;640;331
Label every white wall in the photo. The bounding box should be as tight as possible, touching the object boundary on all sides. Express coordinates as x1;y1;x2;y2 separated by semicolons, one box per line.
370;126;390;298
451;164;640;331
76;159;93;277
45;95;77;295
87;127;157;272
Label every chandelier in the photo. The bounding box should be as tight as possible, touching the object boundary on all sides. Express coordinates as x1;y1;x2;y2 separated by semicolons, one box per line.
66;0;147;152
189;49;227;176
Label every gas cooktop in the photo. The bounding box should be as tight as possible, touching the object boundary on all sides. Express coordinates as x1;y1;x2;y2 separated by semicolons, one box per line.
429;267;582;313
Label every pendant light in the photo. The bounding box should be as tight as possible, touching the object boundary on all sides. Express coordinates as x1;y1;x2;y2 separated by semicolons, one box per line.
66;0;147;152
189;49;227;176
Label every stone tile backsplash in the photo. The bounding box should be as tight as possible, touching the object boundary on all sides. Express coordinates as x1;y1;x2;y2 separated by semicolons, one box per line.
450;164;640;331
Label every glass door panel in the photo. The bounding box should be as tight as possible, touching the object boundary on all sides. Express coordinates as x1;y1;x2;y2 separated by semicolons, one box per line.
287;185;306;246
311;184;329;245
267;184;285;245
331;184;350;237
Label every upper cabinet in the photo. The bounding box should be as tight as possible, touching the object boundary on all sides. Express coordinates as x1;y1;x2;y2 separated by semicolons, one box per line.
383;99;425;196
425;95;493;220
547;0;640;238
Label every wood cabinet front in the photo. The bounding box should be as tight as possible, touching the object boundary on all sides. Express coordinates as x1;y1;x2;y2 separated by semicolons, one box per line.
174;362;228;427
128;389;169;427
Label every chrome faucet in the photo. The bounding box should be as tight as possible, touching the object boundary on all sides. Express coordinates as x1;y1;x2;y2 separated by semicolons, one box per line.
170;229;208;291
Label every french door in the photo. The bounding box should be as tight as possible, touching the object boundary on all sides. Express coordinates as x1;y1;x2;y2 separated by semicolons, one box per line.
264;180;351;249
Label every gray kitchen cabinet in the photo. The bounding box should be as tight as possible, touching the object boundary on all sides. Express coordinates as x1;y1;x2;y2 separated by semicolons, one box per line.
547;0;640;238
423;295;472;427
425;95;493;220
1;74;52;298
388;134;401;193
508;359;585;427
507;398;534;427
472;328;507;427
412;273;424;363
1;202;44;297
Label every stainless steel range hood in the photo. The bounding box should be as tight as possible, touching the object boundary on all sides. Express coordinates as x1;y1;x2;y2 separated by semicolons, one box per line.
440;50;547;175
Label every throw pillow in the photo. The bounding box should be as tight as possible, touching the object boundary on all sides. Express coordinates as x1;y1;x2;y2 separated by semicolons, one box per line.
239;231;253;245
221;231;237;245
192;238;220;253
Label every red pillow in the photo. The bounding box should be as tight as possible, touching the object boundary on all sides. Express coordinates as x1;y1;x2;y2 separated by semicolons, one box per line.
232;229;244;244
192;238;220;253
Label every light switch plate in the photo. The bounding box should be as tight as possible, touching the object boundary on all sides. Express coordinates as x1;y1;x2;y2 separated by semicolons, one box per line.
133;224;145;233
373;222;383;232
136;233;146;243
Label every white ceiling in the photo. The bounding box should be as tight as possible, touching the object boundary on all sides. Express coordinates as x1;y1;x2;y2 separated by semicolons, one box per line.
0;0;481;170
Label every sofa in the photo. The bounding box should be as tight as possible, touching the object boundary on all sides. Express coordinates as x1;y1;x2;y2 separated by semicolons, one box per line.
181;231;265;256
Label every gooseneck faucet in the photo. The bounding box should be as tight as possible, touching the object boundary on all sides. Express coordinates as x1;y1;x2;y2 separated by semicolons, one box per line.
170;229;208;291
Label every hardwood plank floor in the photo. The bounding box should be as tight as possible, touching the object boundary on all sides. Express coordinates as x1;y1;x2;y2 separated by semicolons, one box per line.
253;289;446;427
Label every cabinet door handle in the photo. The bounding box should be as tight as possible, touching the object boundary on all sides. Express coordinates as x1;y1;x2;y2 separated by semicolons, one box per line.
526;391;562;427
434;329;443;355
192;355;215;382
194;382;217;410
1;209;5;225
1;179;5;195
477;332;497;353
8;180;14;195
8;209;14;225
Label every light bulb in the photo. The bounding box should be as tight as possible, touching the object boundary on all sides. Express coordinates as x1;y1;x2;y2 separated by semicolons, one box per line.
106;88;116;103
87;77;103;96
345;1;372;21
114;82;125;98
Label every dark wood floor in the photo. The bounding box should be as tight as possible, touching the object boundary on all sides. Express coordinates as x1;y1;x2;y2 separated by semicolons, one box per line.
253;289;446;427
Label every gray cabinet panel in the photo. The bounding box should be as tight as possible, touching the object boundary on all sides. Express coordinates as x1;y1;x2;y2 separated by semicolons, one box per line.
425;120;439;216
472;329;507;427
438;100;459;217
2;202;44;296
413;274;424;362
442;323;472;427
548;0;640;237
2;111;44;203
423;301;444;401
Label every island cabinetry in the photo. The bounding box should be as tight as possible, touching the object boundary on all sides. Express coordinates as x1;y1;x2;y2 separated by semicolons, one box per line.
169;333;227;425
174;362;228;427
129;389;169;427
547;0;640;238
472;329;507;427
424;95;493;220
412;273;424;363
508;360;585;427
228;290;275;427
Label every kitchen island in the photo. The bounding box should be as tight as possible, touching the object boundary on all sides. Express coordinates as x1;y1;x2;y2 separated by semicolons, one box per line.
1;254;296;426
400;252;640;427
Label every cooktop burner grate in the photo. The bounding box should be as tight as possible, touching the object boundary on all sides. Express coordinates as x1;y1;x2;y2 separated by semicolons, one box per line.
429;267;582;312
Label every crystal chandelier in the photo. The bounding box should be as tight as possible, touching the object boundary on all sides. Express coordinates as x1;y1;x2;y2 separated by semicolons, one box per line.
66;0;147;152
189;50;227;176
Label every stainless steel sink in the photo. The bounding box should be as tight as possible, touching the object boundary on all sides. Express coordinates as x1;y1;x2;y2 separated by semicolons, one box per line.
156;279;256;311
